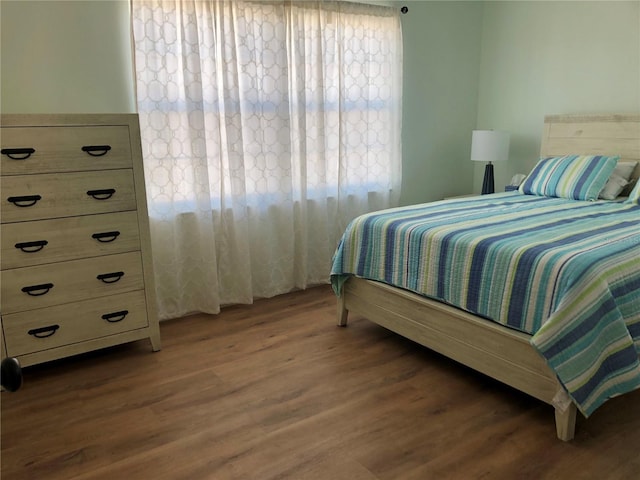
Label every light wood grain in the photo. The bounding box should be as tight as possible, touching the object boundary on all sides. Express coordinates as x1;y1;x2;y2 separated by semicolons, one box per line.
342;278;559;404
1;251;144;314
1;170;137;223
0;125;132;175
540;113;640;181
1;211;141;269
127;116;161;352
2;286;639;480
0;114;161;365
339;277;577;441
2;290;149;356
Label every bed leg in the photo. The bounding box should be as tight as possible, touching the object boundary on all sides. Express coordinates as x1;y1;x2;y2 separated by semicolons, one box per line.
337;294;349;327
554;403;577;441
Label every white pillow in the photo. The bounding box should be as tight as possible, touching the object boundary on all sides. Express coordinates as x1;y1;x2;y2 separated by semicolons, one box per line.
600;161;638;199
614;161;638;180
599;173;628;200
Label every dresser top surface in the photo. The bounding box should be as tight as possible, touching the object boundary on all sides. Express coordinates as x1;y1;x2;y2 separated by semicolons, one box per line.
1;113;139;128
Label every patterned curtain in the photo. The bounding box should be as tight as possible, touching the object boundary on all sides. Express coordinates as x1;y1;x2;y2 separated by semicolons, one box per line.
131;0;403;319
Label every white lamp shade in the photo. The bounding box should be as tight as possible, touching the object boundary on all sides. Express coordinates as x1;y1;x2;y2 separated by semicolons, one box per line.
471;130;510;163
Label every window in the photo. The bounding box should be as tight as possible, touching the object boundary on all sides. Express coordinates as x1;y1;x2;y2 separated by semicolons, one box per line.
131;0;403;318
133;0;402;217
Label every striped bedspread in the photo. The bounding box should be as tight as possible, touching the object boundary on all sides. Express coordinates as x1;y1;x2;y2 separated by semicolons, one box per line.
330;192;640;416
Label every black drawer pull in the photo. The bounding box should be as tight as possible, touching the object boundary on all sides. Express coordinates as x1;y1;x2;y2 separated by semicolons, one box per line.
21;283;54;296
1;148;36;160
28;325;60;338
86;189;115;200
82;145;112;157
96;271;124;283
15;240;49;253
101;310;129;323
92;231;121;243
7;195;42;207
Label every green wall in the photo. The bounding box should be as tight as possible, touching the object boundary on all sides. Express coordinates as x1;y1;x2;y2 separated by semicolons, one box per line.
2;1;638;202
0;0;135;113
475;1;640;192
398;1;484;204
0;0;482;204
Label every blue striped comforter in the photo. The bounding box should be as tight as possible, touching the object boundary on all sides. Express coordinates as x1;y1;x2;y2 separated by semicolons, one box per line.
331;192;640;416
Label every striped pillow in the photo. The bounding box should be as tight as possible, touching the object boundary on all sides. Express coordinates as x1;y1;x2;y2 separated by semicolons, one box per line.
519;154;619;201
624;180;640;204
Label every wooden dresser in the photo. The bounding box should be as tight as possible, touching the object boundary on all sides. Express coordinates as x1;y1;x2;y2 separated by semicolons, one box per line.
0;114;161;367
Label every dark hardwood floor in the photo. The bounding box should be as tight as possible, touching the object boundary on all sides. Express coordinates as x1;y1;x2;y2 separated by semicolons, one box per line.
2;285;639;479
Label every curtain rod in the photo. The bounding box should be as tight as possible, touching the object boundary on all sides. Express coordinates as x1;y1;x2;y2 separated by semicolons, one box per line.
401;6;408;14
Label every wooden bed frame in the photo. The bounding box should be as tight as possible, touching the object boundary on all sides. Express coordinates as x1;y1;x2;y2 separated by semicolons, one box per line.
336;113;640;441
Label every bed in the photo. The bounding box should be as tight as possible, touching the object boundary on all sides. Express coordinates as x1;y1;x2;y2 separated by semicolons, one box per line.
331;114;640;441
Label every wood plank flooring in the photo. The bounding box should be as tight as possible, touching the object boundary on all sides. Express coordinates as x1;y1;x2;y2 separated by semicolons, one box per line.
2;285;639;479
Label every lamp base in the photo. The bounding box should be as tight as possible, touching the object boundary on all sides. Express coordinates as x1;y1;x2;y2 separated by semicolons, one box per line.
481;162;494;195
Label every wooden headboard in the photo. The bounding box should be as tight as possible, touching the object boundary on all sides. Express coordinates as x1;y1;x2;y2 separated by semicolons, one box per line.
540;114;640;189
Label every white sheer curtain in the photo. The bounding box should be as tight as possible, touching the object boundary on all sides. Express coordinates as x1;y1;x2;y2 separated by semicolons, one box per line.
131;0;402;319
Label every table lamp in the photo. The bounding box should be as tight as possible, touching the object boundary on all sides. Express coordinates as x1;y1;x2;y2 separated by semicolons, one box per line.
471;130;510;194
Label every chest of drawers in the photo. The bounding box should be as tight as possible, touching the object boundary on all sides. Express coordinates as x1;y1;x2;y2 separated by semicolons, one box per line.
0;114;161;367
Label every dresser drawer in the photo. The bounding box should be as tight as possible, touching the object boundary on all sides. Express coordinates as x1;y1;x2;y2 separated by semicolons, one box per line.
1;290;149;356
1;169;136;223
1;251;144;314
0;126;132;175
1;211;141;269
